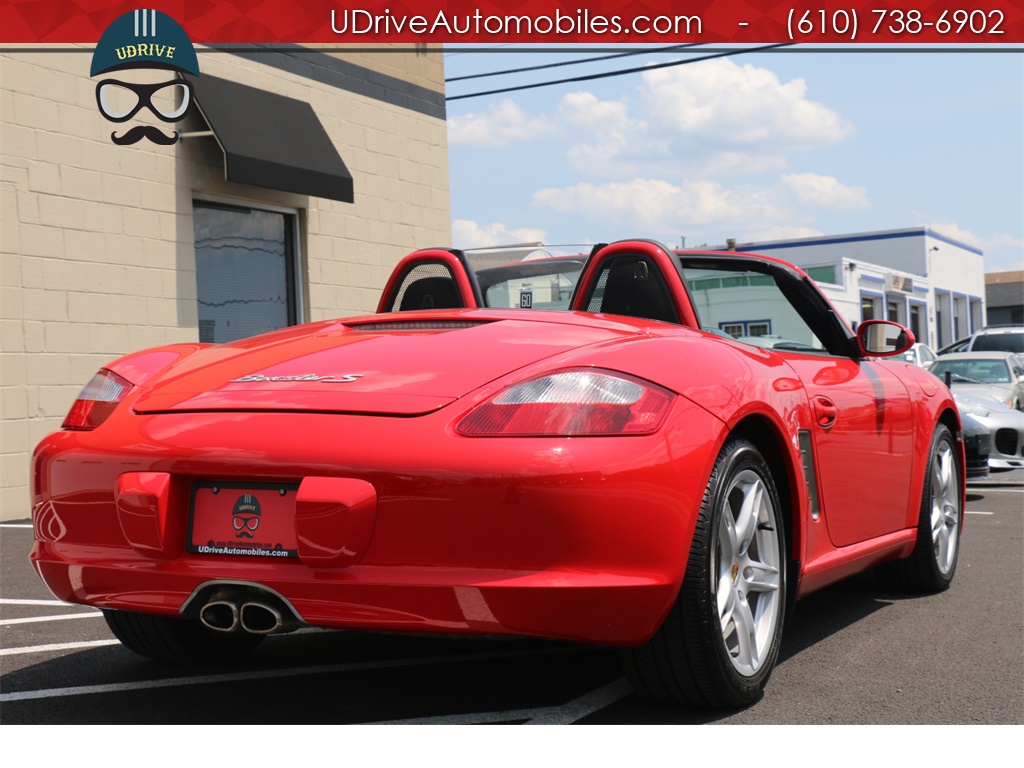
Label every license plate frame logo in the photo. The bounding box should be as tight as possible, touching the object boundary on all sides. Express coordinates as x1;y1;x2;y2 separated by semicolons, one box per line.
188;481;299;559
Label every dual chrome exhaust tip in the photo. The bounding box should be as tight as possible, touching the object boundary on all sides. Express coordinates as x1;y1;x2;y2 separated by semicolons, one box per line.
180;581;304;635
199;600;287;635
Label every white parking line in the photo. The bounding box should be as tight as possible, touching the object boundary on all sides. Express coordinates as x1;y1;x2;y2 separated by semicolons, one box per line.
966;511;995;515
370;678;632;725
0;646;580;704
0;640;121;657
375;705;546;725
524;678;632;724
0;612;101;627
0;599;78;607
0;523;32;529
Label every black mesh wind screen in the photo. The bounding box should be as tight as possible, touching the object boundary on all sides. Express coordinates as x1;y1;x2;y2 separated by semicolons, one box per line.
386;263;463;312
587;257;679;324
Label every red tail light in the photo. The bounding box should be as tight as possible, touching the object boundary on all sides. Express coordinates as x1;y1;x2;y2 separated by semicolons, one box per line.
457;369;673;437
62;370;133;430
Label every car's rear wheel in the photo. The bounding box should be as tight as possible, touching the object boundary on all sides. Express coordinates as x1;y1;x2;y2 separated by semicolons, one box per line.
876;423;961;591
103;609;264;664
622;437;786;708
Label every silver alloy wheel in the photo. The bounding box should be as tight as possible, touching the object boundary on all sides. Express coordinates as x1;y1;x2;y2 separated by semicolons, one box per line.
930;439;960;575
715;469;782;678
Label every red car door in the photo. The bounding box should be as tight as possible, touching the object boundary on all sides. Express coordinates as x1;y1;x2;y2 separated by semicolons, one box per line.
572;244;921;549
784;355;916;547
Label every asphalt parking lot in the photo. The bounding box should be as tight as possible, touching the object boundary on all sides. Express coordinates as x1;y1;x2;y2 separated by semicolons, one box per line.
2;471;1022;726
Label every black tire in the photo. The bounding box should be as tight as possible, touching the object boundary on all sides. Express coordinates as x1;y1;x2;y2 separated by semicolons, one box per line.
875;423;961;592
622;438;787;708
103;609;264;664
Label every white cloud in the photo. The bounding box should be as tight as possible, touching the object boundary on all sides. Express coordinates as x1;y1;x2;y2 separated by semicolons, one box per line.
988;233;1024;252
927;221;985;249
555;91;661;177
447;100;558;147
558;91;635;131
642;59;855;150
447;60;855;180
534;179;682;229
986;264;1023;273
451;219;548;249
781;173;870;210
743;225;824;243
927;221;1024;271
541;60;855;178
697;151;788;176
533;177;792;231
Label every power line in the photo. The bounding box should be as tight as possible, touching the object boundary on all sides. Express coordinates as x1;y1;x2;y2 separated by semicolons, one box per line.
445;43;703;83
446;43;792;102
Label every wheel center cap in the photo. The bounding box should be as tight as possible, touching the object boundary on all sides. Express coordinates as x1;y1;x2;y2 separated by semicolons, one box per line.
731;562;739;582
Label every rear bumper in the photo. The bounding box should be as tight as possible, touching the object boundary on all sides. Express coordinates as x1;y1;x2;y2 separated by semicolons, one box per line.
32;556;679;645
31;401;723;646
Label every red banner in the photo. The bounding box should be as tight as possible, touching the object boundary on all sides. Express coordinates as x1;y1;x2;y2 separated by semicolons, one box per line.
2;0;1023;43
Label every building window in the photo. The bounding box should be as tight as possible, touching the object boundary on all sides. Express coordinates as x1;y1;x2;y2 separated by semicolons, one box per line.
953;296;964;339
909;303;925;345
861;294;881;322
718;320;772;338
193;201;298;344
969;298;983;333
887;298;903;323
934;291;951;347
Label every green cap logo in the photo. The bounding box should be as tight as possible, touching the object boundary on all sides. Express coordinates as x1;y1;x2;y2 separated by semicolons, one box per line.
91;9;199;77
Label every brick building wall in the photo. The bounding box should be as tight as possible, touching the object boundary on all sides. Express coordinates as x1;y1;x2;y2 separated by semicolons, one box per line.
1;44;451;519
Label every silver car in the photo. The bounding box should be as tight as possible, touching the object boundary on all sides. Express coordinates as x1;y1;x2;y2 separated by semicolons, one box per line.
885;342;937;368
955;392;1024;471
930;352;1024;411
938;326;1023;355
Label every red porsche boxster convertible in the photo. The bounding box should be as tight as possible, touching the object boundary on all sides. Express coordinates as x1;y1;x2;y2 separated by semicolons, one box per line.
30;239;963;708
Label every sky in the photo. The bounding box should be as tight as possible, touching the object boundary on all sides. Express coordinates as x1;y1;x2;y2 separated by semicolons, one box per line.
443;46;1024;273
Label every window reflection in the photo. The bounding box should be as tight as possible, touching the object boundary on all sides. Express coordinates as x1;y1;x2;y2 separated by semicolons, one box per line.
193;202;296;343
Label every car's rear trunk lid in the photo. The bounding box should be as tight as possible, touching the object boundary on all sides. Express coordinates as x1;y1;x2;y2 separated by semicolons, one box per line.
131;313;639;416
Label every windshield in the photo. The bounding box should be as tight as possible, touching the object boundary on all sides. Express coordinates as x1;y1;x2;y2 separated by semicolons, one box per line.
972;332;1023;353
931;358;1011;384
473;256;586;310
681;267;829;354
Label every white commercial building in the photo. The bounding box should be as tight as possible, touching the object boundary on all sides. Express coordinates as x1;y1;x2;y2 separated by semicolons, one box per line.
721;227;985;349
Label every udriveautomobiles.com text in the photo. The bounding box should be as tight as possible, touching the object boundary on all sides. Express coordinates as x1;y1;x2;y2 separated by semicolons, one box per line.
330;8;703;36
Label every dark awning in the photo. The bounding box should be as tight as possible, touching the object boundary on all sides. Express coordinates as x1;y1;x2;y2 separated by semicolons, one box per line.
186;74;354;204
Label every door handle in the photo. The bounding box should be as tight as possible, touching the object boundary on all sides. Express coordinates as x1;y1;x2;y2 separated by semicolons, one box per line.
813;395;837;430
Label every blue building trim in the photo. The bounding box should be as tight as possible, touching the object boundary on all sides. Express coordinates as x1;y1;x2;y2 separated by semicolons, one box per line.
860;275;885;284
734;228;983;256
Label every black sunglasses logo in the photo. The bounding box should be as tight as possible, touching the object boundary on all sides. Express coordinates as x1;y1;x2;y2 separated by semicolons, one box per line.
95;78;193;145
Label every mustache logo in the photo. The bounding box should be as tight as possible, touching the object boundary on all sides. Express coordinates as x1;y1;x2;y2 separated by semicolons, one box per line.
111;125;179;145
